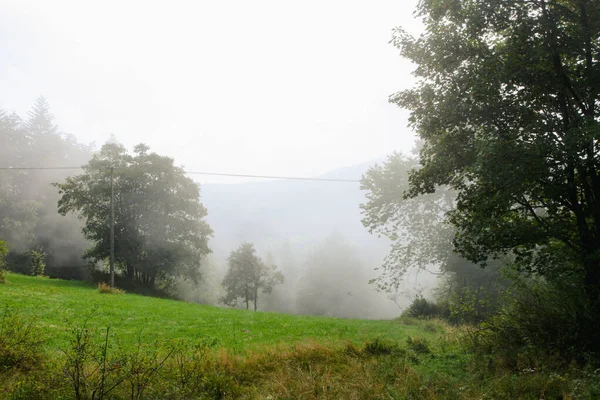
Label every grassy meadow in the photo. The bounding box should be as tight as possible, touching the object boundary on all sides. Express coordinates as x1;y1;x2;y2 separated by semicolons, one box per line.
0;274;441;352
0;273;598;399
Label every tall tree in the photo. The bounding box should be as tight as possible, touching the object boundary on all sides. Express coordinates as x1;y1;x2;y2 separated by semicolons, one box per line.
0;110;39;250
391;1;600;313
221;242;284;311
55;142;212;287
361;150;509;320
361;152;455;292
26;96;58;136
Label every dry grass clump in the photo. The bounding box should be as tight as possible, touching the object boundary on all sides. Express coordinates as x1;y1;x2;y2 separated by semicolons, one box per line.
97;282;125;294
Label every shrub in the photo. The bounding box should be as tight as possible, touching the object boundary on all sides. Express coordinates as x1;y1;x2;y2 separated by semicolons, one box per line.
0;306;45;371
28;250;46;276
363;338;403;356
97;282;125;294
406;337;431;355
443;286;498;325
467;275;600;364
402;297;441;319
0;240;7;284
168;337;218;397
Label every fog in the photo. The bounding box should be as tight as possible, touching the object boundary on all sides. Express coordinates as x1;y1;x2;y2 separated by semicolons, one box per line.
0;0;421;182
0;1;435;318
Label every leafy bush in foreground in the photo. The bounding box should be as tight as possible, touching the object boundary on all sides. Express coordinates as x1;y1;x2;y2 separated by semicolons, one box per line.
0;306;45;371
467;276;600;365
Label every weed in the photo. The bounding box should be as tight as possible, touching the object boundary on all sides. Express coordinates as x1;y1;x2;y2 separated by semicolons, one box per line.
407;337;431;355
97;282;124;295
0;305;45;372
363;338;402;356
122;329;175;400
167;337;218;397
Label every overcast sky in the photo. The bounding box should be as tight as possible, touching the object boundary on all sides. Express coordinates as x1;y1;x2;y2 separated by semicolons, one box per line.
0;0;421;183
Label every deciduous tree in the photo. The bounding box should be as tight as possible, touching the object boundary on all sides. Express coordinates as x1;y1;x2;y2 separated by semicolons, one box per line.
221;243;284;311
391;0;600;322
56;142;212;287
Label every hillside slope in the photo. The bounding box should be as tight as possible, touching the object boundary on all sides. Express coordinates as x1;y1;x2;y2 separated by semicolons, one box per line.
0;273;434;351
1;274;591;400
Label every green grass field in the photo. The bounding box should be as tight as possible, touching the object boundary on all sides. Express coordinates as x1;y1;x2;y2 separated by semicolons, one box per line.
0;273;438;352
1;273;596;399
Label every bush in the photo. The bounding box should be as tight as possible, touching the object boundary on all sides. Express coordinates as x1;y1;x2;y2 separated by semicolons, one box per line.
28;250;46;276
406;337;431;355
97;282;125;294
0;306;45;371
443;286;498;325
0;240;7;284
402;297;441;319
363;338;402;356
467;276;600;364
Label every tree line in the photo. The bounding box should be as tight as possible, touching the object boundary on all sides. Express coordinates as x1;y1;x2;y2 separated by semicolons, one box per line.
0;98;288;302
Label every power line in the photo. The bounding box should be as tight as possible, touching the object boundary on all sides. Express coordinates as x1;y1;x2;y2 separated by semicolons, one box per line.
0;166;82;170
184;171;359;183
0;166;361;183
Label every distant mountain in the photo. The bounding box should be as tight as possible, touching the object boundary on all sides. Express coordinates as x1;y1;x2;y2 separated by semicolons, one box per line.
198;157;411;319
200;158;387;261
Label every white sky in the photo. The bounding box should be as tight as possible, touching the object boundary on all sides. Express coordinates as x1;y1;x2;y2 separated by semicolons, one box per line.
0;0;421;182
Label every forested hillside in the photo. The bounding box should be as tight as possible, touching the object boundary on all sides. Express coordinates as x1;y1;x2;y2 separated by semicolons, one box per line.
0;97;92;279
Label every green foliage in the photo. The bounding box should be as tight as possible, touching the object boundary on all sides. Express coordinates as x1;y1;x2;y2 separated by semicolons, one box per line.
0;305;44;371
361;153;509;321
393;0;600;321
2;277;600;399
0;240;7;283
221;242;284;311
363;338;403;356
406;336;431;355
61;320;127;400
442;286;497;325
168;337;218;398
472;275;600;362
361;153;457;292
383;0;600;359
402;297;442;319
55;142;212;288
28;249;45;276
0;98;92;281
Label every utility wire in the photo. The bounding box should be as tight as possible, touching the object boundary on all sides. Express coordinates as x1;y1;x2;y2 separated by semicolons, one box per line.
0;166;360;183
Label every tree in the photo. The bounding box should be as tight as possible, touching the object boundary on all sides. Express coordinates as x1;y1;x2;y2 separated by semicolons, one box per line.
55;142;212;287
361;151;510;320
391;1;600;323
0;98;92;279
221;243;284;311
0;110;39;250
361;152;456;292
28;249;46;276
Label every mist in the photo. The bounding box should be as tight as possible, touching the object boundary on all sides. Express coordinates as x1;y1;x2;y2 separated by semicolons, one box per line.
1;98;436;319
0;0;431;319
